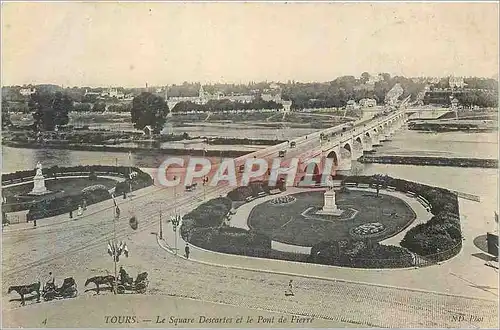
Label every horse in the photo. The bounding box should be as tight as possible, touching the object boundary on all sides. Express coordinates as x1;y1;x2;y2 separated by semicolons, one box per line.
7;281;41;306
84;275;115;294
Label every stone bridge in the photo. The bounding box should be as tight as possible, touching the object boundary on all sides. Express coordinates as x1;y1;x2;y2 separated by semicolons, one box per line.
224;110;408;186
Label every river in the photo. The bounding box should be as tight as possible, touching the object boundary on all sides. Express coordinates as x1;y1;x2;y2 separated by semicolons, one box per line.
2;128;498;215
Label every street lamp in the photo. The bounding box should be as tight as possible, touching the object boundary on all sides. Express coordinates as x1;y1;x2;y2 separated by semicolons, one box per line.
159;206;163;240
202;176;209;200
169;214;182;255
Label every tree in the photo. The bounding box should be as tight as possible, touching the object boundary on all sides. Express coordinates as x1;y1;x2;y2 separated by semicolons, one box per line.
1;97;12;128
360;72;371;84
92;101;106;112
29;91;71;131
131;92;169;133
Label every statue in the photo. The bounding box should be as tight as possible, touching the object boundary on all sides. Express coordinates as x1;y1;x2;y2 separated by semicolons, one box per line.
316;180;344;216
35;162;43;176
29;162;50;195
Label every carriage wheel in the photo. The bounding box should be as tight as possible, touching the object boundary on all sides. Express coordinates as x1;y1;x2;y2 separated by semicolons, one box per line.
117;285;125;294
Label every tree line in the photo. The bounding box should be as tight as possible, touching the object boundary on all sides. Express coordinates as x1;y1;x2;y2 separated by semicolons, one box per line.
170;98;283;112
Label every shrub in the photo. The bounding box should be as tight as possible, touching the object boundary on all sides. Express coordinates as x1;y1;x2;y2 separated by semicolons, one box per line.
227;186;254;201
400;222;459;256
89;171;98;181
180;197;232;239
27;188;111;221
309;240;414;268
189;227;272;257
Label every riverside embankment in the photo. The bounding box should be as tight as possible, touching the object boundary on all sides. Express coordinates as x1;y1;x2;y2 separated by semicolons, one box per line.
359;155;498;168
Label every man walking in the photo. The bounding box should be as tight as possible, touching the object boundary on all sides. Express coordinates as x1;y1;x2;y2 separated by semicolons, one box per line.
185;244;190;259
285;280;294;296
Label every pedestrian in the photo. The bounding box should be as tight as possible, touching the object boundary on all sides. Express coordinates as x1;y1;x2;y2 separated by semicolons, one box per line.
285;280;294;296
82;199;87;211
185;244;190;259
33;219;37;227
77;205;83;216
69;210;73;219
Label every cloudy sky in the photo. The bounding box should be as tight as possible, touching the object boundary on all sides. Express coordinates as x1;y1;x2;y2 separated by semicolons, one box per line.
1;2;498;87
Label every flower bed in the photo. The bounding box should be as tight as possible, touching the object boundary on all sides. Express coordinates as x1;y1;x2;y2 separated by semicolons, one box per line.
350;222;386;238
269;195;296;205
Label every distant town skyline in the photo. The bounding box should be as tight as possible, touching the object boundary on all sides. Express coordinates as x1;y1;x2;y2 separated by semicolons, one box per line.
2;2;498;87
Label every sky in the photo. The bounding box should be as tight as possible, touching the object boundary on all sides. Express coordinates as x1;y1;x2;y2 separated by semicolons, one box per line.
1;2;499;87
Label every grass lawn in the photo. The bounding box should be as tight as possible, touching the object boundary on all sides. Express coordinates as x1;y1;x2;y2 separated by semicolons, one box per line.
247;190;416;246
2;177;118;200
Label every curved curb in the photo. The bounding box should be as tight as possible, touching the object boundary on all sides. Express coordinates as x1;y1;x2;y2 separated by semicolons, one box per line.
155;233;496;302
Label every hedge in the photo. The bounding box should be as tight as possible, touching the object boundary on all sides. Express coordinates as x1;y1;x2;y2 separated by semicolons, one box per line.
3;166;154;215
308;240;414;268
227;180;285;201
188;227;272;258
1;165;144;184
27;188;110;221
180;197;272;257
342;175;462;259
180;197;232;239
114;171;153;195
184;175;462;267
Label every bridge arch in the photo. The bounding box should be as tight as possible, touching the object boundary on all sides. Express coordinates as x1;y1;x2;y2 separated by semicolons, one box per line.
326;150;339;166
342;142;352;153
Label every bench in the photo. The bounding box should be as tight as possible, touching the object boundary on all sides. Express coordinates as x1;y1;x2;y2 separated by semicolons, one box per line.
358;183;370;188
387;186;396;191
406;191;416;197
345;182;357;187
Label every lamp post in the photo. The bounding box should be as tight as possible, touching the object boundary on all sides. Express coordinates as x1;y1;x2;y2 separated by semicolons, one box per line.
159;206;163;240
169;214;182;255
202;176;209;200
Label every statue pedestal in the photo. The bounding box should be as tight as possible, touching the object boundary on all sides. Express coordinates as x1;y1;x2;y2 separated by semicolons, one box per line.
316;189;344;216
29;173;50;196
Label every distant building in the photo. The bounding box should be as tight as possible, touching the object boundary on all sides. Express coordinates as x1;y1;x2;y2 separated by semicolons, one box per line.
269;82;280;90
449;76;466;89
19;87;36;96
281;100;292;113
346;100;357;110
261;93;282;103
359;98;377;107
450;97;460;109
143;125;153;136
166;85;256;110
100;88;125;99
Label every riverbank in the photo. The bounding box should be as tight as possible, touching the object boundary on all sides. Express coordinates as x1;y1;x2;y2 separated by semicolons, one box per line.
2;141;251;157
359;154;498;168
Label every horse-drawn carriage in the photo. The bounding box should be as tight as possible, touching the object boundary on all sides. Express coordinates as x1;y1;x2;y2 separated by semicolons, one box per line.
42;277;78;301
117;271;149;294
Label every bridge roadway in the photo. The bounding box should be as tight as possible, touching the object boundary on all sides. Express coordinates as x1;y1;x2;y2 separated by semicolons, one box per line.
4;109;497;328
